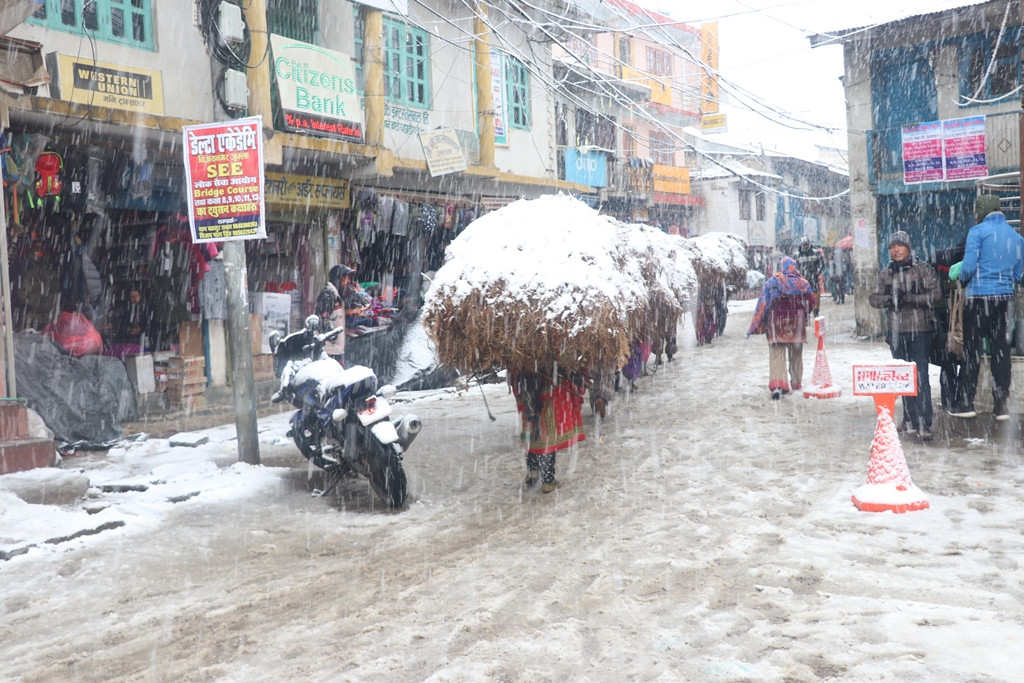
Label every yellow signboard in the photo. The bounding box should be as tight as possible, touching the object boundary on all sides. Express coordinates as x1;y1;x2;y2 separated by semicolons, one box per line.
701;113;727;131
620;64;672;106
264;171;350;210
653;164;690;195
700;23;719;115
51;53;164;115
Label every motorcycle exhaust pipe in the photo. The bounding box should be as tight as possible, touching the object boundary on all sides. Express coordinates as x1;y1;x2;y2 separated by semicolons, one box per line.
395;414;422;450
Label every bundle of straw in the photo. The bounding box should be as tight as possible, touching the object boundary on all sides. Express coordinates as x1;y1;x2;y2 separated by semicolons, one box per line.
422;195;644;374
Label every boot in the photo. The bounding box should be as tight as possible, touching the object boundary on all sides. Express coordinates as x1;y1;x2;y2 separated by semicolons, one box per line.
541;480;560;494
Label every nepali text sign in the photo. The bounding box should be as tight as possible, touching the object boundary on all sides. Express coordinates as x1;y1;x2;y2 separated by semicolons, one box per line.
942;115;987;180
183;117;266;243
52;53;164;116
902;116;987;184
264;171;350;210
271;35;363;143
419;128;467;177
901;121;943;184
490;50;508;145
653;164;690;195
852;364;918;396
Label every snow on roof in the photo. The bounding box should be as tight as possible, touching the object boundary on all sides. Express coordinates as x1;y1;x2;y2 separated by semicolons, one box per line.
690;158;783;182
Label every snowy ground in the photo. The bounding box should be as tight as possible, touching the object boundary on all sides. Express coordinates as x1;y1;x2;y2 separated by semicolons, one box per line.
2;296;1023;682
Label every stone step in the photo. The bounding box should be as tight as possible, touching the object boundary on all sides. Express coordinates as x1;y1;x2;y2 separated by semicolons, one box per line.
0;438;56;475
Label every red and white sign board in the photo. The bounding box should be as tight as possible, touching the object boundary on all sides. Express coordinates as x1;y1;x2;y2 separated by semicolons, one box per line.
183;116;266;244
852;363;917;397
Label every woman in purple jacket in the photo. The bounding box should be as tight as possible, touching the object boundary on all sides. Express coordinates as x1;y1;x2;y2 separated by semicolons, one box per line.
747;257;817;400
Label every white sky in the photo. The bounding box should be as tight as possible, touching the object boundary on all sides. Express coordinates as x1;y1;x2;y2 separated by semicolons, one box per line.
639;0;989;159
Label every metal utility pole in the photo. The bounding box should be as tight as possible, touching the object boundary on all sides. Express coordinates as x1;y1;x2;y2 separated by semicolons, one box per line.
223;241;260;464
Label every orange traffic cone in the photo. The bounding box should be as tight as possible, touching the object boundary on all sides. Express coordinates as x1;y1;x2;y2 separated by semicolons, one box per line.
804;316;841;399
852;404;929;513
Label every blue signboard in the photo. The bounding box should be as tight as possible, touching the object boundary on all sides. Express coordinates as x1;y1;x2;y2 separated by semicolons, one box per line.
564;148;608;187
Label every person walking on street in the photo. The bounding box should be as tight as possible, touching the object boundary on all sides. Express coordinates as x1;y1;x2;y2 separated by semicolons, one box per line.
949;195;1024;420
868;231;941;440
796;238;825;316
747;256;816;400
509;368;586;493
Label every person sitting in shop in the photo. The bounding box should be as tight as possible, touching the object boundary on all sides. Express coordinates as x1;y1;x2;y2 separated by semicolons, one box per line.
105;287;154;359
315;265;371;365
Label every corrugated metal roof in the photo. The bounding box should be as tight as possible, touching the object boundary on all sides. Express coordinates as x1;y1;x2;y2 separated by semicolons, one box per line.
810;0;995;47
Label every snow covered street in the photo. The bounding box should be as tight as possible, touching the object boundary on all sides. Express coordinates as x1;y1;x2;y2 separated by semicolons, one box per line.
2;296;1023;682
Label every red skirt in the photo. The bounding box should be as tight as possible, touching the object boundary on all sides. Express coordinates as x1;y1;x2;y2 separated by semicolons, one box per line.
516;378;586;455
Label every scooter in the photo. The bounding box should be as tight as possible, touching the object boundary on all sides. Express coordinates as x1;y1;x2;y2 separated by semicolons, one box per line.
269;316;421;508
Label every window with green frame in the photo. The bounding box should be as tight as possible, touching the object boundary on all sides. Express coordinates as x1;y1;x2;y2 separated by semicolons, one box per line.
506;56;530;130
30;0;153;50
267;0;319;45
383;17;429;107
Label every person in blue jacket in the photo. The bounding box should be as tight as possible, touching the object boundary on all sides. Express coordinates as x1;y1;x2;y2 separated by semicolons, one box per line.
949;195;1024;420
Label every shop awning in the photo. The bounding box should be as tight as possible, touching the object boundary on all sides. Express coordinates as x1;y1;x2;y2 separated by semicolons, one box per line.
0;0;41;37
0;35;48;94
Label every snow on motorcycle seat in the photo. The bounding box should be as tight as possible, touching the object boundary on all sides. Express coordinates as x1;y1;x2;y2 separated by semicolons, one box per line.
321;366;378;403
292;359;347;388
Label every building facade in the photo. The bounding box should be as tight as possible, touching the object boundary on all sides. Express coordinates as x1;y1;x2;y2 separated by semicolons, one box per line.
815;0;1022;337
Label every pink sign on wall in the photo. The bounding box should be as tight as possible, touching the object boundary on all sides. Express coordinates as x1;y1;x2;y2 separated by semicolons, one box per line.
901;116;987;184
901;121;943;184
942;116;987;181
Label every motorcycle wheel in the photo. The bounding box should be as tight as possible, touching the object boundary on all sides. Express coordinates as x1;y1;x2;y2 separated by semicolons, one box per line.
368;442;407;508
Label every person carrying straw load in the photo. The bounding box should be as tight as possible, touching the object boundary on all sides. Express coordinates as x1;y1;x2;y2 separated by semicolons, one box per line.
509;366;586;493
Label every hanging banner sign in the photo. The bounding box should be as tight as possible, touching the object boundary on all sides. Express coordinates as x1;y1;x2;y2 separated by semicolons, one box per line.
901;121;943;184
419;128;467;177
490;50;507;145
902;116;987;184
182;116;266;243
942;115;987;181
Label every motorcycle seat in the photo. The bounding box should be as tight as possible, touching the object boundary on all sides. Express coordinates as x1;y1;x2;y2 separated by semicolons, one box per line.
321;365;377;403
292;358;346;387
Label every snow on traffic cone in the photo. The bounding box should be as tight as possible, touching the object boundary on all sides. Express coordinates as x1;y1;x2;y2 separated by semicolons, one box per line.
803;316;841;399
852;405;929;513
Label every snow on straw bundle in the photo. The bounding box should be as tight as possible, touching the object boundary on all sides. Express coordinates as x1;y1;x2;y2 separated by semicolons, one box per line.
683;232;749;290
622;224;699;332
422;195;647;374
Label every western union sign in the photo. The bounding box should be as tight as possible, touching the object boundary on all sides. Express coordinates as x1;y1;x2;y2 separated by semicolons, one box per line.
49;53;164;115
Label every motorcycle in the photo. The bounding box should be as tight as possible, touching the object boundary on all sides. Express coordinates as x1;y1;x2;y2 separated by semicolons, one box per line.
268;315;421;508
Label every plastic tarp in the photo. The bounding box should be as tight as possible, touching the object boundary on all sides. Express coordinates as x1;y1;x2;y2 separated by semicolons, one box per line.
13;333;137;449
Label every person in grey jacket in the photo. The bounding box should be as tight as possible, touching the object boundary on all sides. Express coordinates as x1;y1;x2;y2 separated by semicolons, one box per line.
869;231;941;440
950;194;1024;420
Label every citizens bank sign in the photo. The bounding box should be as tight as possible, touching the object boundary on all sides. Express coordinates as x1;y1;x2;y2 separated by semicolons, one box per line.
270;35;364;143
